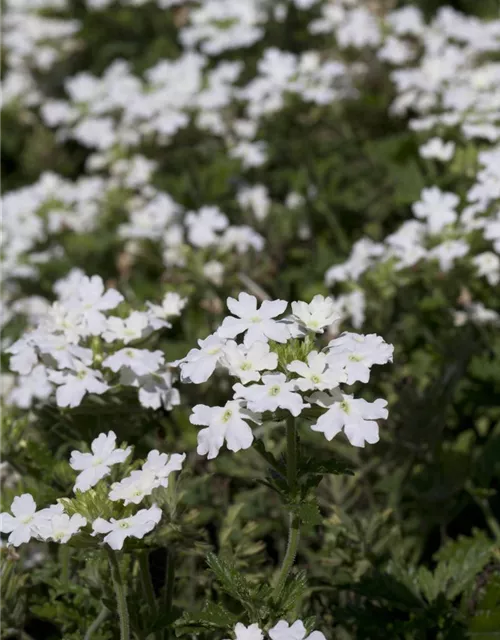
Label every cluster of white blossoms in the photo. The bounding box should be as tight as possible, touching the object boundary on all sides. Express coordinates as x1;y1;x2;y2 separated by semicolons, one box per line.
177;293;392;458
4;272;184;410
0;431;185;550
227;620;326;640
324;5;500;327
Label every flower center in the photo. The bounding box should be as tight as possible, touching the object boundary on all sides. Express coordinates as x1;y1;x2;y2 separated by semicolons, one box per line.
206;347;221;355
240;361;252;371
119;521;130;529
311;374;321;384
250;315;261;323
77;370;87;379
348;354;363;362
340;400;350;414
269;385;281;396
21;515;33;524
222;409;233;423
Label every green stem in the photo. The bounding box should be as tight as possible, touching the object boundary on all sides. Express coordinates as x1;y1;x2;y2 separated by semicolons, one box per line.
286;415;298;495
138;552;161;640
106;549;130;640
84;606;109;640
60;545;70;590
273;513;301;598
273;417;301;598
162;549;175;640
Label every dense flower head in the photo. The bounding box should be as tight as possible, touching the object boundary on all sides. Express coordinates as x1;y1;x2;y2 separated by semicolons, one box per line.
179;293;392;456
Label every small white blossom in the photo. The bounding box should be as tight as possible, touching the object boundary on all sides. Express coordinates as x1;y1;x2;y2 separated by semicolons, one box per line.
190;400;258;459
291;295;340;333
147;292;187;328
37;513;87;543
472;252;500;285
70;431;132;493
0;494;41;547
234;373;308;417
142;450;186;487
92;505;162;550
327;333;394;384
102;312;150;343
412;187;459;234
288;351;347;391
309;392;388;447
49;365;109;408
218;293;289;346
103;348;164;376
109;469;158;505
221;340;278;383
419;138;455;162
225;623;264;640
177;333;226;384
269;620;326;640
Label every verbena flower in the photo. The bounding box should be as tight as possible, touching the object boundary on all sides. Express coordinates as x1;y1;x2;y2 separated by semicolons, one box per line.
92;505;162;550
218;293;289;346
234;373;308;417
70;431;132;492
190;400;258;459
309;392;388;447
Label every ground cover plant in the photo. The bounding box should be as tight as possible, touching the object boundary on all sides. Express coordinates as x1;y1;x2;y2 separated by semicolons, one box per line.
1;0;500;638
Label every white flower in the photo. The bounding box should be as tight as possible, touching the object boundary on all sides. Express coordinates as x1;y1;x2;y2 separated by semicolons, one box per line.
472;252;500;285
119;369;180;410
419;138;455;162
109;469;158;505
428;239;469;272
0;494;41;547
203;260;225;285
142;450;186;487
221;340;278;383
412;187;459;234
291;295;340;333
218;293;289;346
185;206;229;248
190;400;258;459
288;351;347;391
70;431;132;492
309;392;388;447
225;623;264;640
269;620;326;640
64;275;124;335
8;365;53;408
92;505;162;550
327;333;394;384
102;312;150;343
177;333;226;384
103;348;164;376
49;365;109;408
147;292;187;327
234;373;308;417
37;513;87;543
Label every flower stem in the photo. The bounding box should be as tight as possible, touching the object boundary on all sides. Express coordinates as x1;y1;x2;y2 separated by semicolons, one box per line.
273;416;301;598
59;545;70;590
273;512;301;598
286;415;298;495
84;606;109;640
162;549;175;640
138;552;161;640
106;549;130;640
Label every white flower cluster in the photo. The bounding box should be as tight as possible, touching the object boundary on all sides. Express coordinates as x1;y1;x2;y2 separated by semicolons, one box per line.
227;620;326;640
177;293;392;458
323;4;500;327
0;431;185;550
5;272;183;410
